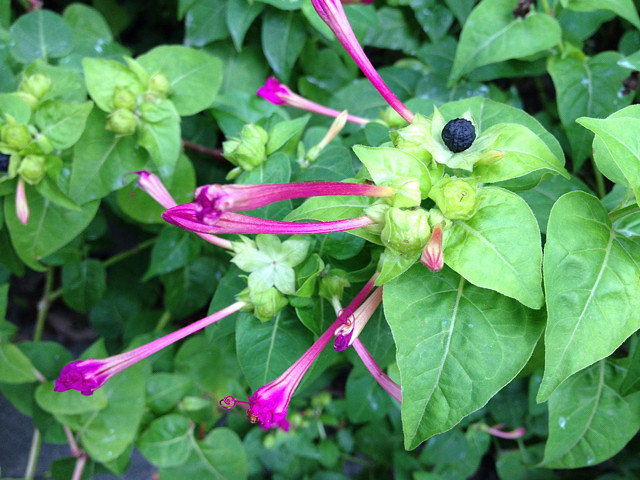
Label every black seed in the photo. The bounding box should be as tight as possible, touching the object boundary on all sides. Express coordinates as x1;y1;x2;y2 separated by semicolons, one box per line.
441;118;476;153
0;153;10;173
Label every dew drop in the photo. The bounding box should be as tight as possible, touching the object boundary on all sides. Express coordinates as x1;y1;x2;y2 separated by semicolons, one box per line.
467;323;474;329
558;417;566;429
586;456;594;465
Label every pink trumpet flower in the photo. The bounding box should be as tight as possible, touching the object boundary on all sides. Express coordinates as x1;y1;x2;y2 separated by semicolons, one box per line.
353;339;402;403
16;178;29;225
257;77;370;125
310;0;414;123
54;302;245;395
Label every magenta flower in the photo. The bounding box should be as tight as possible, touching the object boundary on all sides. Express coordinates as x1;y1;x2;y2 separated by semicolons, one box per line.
310;0;414;123
220;315;345;431
334;286;382;351
352;339;401;403
257;77;370;125
16;178;29;225
55;301;245;395
193;181;393;224
421;224;444;272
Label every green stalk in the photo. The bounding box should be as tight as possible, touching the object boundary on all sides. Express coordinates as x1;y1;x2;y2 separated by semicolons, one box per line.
33;268;54;342
103;237;155;268
591;157;606;199
609;204;640;223
24;429;42;480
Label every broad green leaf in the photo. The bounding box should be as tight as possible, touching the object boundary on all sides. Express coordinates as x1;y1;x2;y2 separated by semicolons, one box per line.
473;123;568;183
377;247;419;285
226;0;265;51
420;428;490;478
146;373;194;415
236;309;313;391
138;414;193;467
9;10;73;63
364;7;418;53
0;93;31;124
142;227;201;281
5;184;99;271
82;57;144;112
449;0;561;84
266;116;309;155
62;259;107;313
444;0;475;24
137;46;223;116
548;52;633;170
0;344;38;383
411;0;454;43
34;101;93;150
445;187;544;309
63;3;113;43
542;360;640;468
163;257;218;317
18;341;72;381
35;380;108;414
562;0;640;30
384;266;544;449
577;106;640;205
538;192;640;402
69;109;146;204
158;428;247;480
255;0;304;9
293;145;357;183
346;368;395;423
261;9;306;82
183;0;229;46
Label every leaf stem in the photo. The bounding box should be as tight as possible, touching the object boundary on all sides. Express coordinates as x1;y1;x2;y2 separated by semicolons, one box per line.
24;429;42;480
591;157;606;199
154;311;172;332
34;268;55;342
609;204;640;223
103;237;156;268
182;140;227;162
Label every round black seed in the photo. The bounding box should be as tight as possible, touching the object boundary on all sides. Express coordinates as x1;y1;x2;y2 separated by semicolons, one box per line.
441;118;476;153
0;153;10;173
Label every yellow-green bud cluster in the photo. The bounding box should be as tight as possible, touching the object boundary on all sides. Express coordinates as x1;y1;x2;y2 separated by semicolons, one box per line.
390;114;432;163
1;124;32;151
18;73;52;108
429;176;479;220
106;108;138;136
381;207;431;255
17;154;46;185
223;124;269;172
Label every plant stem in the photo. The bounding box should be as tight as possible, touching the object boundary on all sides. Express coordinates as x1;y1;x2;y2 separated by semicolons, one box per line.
103;237;156;268
154;311;172;332
34;268;54;342
591;157;606;199
609;204;640;222
24;429;42;480
182;140;227;162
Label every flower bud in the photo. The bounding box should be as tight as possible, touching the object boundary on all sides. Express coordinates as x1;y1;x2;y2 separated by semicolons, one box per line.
148;73;171;97
19;73;52;99
381;207;431;255
429;176;479;220
474;149;504;166
381;106;407;128
319;273;350;303
421;224;444;272
251;287;288;322
17;154;46;185
113;87;137;111
16;92;39;110
222;123;268;172
363;202;390;234
390;113;432;162
1;124;32;151
106;108;138;136
389;177;422;208
33;134;53;154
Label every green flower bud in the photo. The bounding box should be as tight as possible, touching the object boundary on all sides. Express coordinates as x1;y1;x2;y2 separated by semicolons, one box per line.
251;286;288;322
15;92;39;110
148;73;171;97
381;106;407;128
113;87;137;110
381;207;431;255
390;113;432;162
319;273;350;303
19;73;52;99
474;149;504;166
17;154;46;185
222;123;268;171
106;108;138;136
1;124;32;150
389;177;422;208
363;202;390;234
33;134;53;154
429;176;479;220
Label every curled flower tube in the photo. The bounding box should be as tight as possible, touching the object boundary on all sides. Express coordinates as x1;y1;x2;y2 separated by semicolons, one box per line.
54;302;245;395
257;77;370;125
352;339;402;403
16;177;29;225
333;286;382;351
220;314;346;431
331;273;379;351
481;423;525;440
310;0;414;123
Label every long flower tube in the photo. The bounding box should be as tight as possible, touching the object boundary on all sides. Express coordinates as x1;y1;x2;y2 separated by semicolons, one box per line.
133;171;233;250
163;204;375;235
257;77;370;125
310;0;414;123
194;181;394;224
54;302;245;396
352;339;402;403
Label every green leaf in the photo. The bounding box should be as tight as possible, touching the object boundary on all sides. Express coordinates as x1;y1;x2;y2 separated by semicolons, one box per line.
548;51;633;170
9;10;73;63
4;184;99;271
266;116;310;155
142;227;201;281
63;3;113;43
563;0;640;30
62;259;107;313
445;187;544;309
542;360;640;468
138;100;181;178
138;414;193;467
82;57;144;112
236;309;313;391
0;344;38;383
35;380;108;414
137;46;223;116
473;123;568;183
256;0;304;9
346;368;396;423
226;0;265;51
158;428;247;480
577;106;640;205
411;0;454;43
163;257;218;317
364;6;418;53
449;0;561;84
538;192;640;401
384;266;544;448
69;109;147;205
34;101;93;150
183;0;229;47
146;373;194;415
0;93;31;124
293;145;357;183
261;9;306;82
24;59;87;103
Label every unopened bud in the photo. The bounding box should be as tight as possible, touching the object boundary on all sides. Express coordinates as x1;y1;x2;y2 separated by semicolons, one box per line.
148;73;171;97
1;124;32;151
106;108;137;136
16;92;39;110
475;149;504;166
421;224;444;272
381;106;407;128
19;73;52;99
381;207;431;255
363;202;390;234
390;113;432;162
113;87;137;110
319;274;350;302
429;176;479;220
34;134;53;154
389;177;422;208
223;123;268;171
17;154;46;185
251;287;288;322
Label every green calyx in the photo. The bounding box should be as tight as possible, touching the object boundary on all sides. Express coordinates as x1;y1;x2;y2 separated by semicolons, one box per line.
17;154;46;185
390;113;432;163
19;73;52;100
381;207;431;255
1;124;32;151
429;175;480;220
148;73;171;97
113;87;138;111
106;108;138;136
381;106;407;128
319;271;350;303
222;123;269;172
